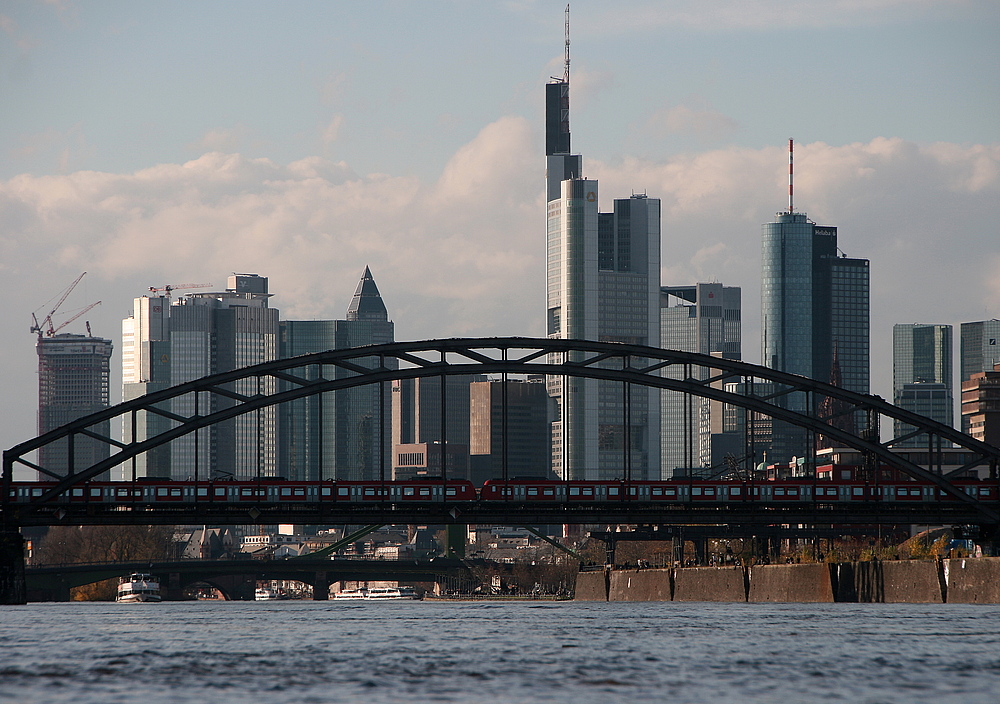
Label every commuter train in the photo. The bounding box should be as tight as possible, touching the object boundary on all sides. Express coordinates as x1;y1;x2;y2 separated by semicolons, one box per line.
5;476;998;505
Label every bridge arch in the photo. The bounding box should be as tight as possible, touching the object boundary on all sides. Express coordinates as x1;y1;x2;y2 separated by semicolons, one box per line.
4;337;998;521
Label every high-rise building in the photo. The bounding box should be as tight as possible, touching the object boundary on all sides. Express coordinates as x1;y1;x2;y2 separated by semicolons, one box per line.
760;143;869;461
961;363;1000;447
660;284;741;476
279;268;396;481
37;333;113;477
544;40;661;480
469;378;550;485
122;274;279;480
892;323;953;445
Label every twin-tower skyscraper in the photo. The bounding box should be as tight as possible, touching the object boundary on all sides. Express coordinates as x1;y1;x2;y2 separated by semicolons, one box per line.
544;37;662;480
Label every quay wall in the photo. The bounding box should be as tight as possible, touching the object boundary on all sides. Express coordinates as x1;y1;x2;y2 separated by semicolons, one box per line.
577;559;1000;603
673;566;747;602
608;569;672;601
944;557;1000;603
574;570;609;601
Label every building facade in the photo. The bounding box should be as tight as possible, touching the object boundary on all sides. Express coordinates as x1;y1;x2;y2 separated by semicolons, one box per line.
544;68;661;480
960;320;1000;433
961;364;1000;447
469;378;550;484
892;323;953;446
660;284;741;475
761;210;869;461
37;333;113;477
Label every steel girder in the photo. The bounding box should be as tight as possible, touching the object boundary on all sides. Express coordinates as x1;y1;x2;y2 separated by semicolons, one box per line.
4;337;999;523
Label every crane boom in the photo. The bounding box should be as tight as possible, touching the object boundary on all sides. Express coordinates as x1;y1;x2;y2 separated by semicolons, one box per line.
30;272;87;339
48;301;101;337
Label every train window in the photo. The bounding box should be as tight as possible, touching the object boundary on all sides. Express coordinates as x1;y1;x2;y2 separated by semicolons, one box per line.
774;488;785;496
629;487;638;496
418;488;429;496
582;487;593;496
338;487;349;496
364;488;376;496
71;488;83;497
652;487;662;496
543;488;554;496
788;489;797;496
157;488;169;496
321;487;332;496
665;488;676;496
91;488;101;497
731;487;741;496
692;487;702;496
281;488;292;496
608;487;619;496
703;487;714;496
446;488;457;497
981;488;991;495
170;488;181;497
528;488;538;496
197;487;208;497
569;487;580;496
404;487;415;496
852;487;863;496
215;488;226;496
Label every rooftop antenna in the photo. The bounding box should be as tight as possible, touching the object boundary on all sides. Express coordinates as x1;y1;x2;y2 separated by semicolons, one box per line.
563;4;571;82
788;138;794;213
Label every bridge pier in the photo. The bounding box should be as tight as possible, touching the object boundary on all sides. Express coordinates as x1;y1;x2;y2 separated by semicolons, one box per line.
0;529;27;605
312;571;330;600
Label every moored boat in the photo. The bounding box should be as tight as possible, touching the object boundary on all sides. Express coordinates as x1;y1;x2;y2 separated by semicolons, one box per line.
364;586;420;600
117;573;161;603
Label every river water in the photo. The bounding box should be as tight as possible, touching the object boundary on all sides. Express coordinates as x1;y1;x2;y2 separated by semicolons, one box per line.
1;600;999;704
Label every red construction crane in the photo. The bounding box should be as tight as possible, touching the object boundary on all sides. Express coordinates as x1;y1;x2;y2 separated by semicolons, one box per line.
148;282;212;299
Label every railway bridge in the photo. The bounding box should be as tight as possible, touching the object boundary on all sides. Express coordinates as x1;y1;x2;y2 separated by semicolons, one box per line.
4;337;1000;603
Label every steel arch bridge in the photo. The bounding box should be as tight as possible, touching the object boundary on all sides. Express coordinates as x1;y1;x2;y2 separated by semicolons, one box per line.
3;337;999;524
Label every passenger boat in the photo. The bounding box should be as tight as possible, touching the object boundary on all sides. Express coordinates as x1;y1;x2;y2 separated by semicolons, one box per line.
364;586;420;600
254;587;282;601
333;588;368;600
117;573;161;603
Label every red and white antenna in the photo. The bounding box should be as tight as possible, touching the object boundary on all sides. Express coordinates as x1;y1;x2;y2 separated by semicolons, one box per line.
788;138;794;213
563;4;571;83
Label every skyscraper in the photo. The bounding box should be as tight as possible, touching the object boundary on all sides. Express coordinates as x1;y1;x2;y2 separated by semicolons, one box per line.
959;320;1000;432
469;378;550;484
122;274;279;480
761;142;869;460
892;323;953;445
660;284;741;475
37;333;113;477
545;26;661;480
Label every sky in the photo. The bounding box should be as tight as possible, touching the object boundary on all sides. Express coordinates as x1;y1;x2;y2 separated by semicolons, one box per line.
1;0;999;458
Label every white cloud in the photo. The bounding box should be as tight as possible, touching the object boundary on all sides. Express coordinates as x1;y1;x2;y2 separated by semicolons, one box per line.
1;127;998;452
646;102;739;141
322;114;345;147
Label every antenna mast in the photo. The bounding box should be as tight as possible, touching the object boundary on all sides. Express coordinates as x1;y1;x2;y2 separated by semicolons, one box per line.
788;138;794;213
564;4;571;82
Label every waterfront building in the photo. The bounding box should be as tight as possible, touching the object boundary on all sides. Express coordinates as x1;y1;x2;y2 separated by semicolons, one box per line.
660;284;742;476
960;320;1000;433
544;42;661;480
892;324;953;446
37;333;113;477
961;363;1000;448
760;144;869;461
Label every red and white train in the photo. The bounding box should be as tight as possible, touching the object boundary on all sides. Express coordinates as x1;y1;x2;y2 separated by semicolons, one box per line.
5;476;998;505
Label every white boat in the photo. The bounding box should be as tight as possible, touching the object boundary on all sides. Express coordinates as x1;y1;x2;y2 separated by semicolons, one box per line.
364;586;420;600
255;587;282;601
117;573;161;603
333;588;368;600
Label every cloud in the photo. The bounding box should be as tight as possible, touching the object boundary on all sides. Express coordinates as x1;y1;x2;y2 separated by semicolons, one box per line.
188;125;252;154
1;127;998;453
322;114;345;147
646;102;739;141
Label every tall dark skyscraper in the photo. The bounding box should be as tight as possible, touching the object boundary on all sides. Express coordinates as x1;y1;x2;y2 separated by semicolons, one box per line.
893;323;953;446
545;9;661;479
761;142;869;461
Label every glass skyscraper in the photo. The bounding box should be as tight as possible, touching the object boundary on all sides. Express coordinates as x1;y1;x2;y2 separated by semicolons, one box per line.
660;284;741;476
545;62;661;480
892;324;953;446
959;319;1000;433
761;210;869;461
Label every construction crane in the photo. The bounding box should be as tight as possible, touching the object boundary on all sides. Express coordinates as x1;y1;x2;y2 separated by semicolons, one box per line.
148;282;212;299
30;272;101;340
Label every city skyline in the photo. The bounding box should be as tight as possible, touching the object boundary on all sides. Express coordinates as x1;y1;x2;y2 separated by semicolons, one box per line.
2;1;998;455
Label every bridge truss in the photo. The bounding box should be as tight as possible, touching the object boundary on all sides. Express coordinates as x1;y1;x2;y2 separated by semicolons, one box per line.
3;337;999;526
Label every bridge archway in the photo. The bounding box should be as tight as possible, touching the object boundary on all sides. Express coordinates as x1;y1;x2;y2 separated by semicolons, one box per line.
4;337;998;521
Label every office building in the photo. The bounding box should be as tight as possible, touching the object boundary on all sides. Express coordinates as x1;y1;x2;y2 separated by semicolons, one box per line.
37;333;113;477
960;320;1000;433
660;284;741;475
760;144;869;461
280;267;396;481
544;44;661;480
892;324;953;446
469;378;550;484
961;364;1000;447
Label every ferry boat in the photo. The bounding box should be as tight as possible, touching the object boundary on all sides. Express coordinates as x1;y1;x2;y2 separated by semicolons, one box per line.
364;586;420;600
117;573;161;603
333;588;368;600
254;586;282;601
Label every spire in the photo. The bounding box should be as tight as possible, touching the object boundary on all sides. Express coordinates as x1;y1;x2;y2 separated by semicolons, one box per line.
346;266;388;322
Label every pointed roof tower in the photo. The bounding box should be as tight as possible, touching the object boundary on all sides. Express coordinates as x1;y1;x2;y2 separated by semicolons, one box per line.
346;266;388;322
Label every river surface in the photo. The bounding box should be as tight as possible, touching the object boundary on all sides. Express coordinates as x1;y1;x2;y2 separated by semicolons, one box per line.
2;600;999;704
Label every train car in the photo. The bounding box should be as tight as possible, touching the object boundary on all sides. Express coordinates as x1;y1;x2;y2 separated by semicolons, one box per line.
480;478;565;501
334;479;477;502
